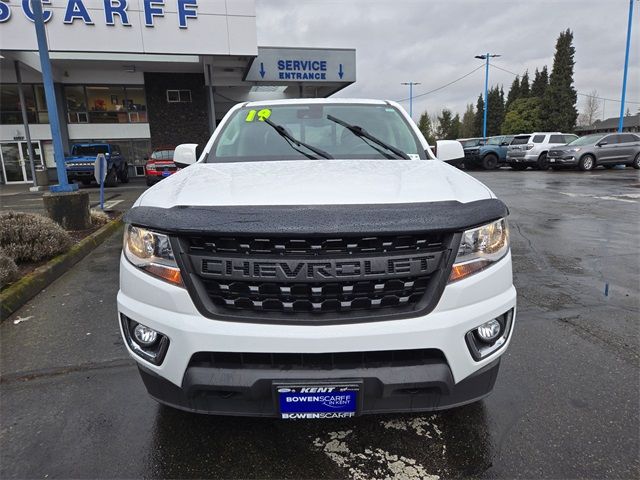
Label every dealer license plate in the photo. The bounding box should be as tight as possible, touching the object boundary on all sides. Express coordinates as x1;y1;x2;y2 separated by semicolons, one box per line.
276;383;360;419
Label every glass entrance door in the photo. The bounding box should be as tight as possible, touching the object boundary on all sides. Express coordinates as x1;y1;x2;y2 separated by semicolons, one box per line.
0;141;43;184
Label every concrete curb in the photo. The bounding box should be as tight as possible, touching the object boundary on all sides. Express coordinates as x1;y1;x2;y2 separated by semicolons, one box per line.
0;214;124;322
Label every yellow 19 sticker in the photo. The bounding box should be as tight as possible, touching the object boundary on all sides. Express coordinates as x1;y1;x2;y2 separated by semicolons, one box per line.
245;109;272;122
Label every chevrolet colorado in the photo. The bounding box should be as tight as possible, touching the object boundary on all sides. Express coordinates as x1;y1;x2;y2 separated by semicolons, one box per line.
118;99;516;418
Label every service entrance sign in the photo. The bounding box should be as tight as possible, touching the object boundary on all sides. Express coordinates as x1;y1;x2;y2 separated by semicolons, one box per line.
246;47;356;83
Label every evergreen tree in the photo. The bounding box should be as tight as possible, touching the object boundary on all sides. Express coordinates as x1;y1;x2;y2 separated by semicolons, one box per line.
451;113;461;139
520;71;530;97
417;110;435;145
459;104;476;138
436;109;460;140
531;67;549;98
505;76;520;110
502;97;542;134
474;94;485;137
539;30;578;131
486;86;505;137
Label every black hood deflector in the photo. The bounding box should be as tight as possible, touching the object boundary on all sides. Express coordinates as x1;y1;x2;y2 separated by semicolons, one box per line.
124;199;508;235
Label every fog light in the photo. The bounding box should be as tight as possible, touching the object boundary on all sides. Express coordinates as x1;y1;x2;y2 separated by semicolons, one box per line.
134;324;158;346
476;319;501;343
465;309;514;361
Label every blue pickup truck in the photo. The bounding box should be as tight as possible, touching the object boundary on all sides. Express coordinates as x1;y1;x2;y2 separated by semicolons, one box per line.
463;135;514;170
64;143;129;187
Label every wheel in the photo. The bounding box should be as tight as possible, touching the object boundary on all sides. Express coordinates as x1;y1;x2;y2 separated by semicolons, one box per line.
511;164;527;171
578;154;596;171
632;153;640;170
104;167;118;187
481;154;498;170
537;153;549;170
119;164;130;183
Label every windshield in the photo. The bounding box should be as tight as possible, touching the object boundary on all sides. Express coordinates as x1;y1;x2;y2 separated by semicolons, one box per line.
208;103;425;162
461;139;483;147
150;150;175;160
511;136;531;145
72;145;108;156
568;134;604;146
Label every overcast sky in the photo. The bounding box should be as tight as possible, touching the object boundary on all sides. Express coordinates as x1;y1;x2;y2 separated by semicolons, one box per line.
255;0;639;122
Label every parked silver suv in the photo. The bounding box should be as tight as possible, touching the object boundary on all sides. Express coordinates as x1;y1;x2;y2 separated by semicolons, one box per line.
506;132;578;170
547;133;640;171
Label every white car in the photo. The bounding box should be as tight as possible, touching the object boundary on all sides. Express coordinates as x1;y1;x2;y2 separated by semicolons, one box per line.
118;99;516;418
506;132;578;170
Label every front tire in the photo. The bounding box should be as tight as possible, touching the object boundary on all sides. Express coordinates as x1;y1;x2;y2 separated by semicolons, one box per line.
578;154;596;171
104;167;118;187
482;154;498;170
119;164;130;183
632;153;640;169
537;152;549;170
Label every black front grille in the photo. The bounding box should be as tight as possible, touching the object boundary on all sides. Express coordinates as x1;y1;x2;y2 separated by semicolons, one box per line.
201;276;431;313
189;349;446;370
177;232;456;324
187;233;446;256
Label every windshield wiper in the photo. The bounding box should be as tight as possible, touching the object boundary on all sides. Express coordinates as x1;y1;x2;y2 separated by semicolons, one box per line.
327;115;410;159
262;118;333;159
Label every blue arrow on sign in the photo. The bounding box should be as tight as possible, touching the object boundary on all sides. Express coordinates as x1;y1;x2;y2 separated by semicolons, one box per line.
338;63;344;79
259;62;266;78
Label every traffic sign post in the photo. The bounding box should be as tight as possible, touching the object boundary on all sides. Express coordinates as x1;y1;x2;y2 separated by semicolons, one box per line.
94;154;107;210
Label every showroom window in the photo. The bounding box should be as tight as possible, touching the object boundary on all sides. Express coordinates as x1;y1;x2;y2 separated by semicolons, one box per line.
64;85;148;124
166;89;192;103
0;84;47;124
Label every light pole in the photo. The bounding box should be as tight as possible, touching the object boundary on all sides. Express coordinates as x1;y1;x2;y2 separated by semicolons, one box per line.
32;0;76;192
618;0;635;132
474;54;500;138
401;82;421;119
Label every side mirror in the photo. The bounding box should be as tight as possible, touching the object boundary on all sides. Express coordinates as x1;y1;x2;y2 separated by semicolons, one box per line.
174;143;199;167
501;142;509;146
434;140;464;163
596;141;608;147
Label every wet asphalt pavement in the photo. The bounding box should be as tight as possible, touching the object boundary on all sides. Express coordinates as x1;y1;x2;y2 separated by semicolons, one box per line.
1;168;639;479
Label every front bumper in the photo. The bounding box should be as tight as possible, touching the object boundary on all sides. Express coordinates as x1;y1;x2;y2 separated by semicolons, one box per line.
118;252;516;415
506;154;537;165
138;357;501;416
548;156;578;166
66;169;94;180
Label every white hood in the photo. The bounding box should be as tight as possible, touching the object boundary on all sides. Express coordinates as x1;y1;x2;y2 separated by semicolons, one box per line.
137;159;494;208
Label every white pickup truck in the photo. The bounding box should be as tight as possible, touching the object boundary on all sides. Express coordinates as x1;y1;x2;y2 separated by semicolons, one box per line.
118;99;516;418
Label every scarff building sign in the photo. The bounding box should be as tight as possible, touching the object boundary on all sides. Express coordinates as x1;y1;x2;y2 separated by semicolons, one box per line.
0;0;258;55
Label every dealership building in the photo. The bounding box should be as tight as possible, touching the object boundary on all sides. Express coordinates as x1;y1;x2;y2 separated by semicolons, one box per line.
0;0;356;184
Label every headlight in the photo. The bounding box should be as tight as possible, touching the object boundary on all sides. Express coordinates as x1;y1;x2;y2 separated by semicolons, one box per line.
568;147;581;153
146;163;157;171
123;225;183;286
449;218;509;282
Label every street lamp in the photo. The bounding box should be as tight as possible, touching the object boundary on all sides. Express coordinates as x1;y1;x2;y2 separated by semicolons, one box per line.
401;82;421;119
474;54;501;138
618;0;635;132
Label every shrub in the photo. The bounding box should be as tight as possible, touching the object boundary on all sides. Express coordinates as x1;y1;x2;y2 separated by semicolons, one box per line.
0;248;18;289
0;211;72;263
90;209;110;227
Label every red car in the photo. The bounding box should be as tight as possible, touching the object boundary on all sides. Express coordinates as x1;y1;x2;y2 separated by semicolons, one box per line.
145;147;179;186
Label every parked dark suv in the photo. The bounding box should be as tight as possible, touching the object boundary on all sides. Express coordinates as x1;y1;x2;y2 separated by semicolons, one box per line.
547;133;640;171
64;143;128;187
464;135;514;170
